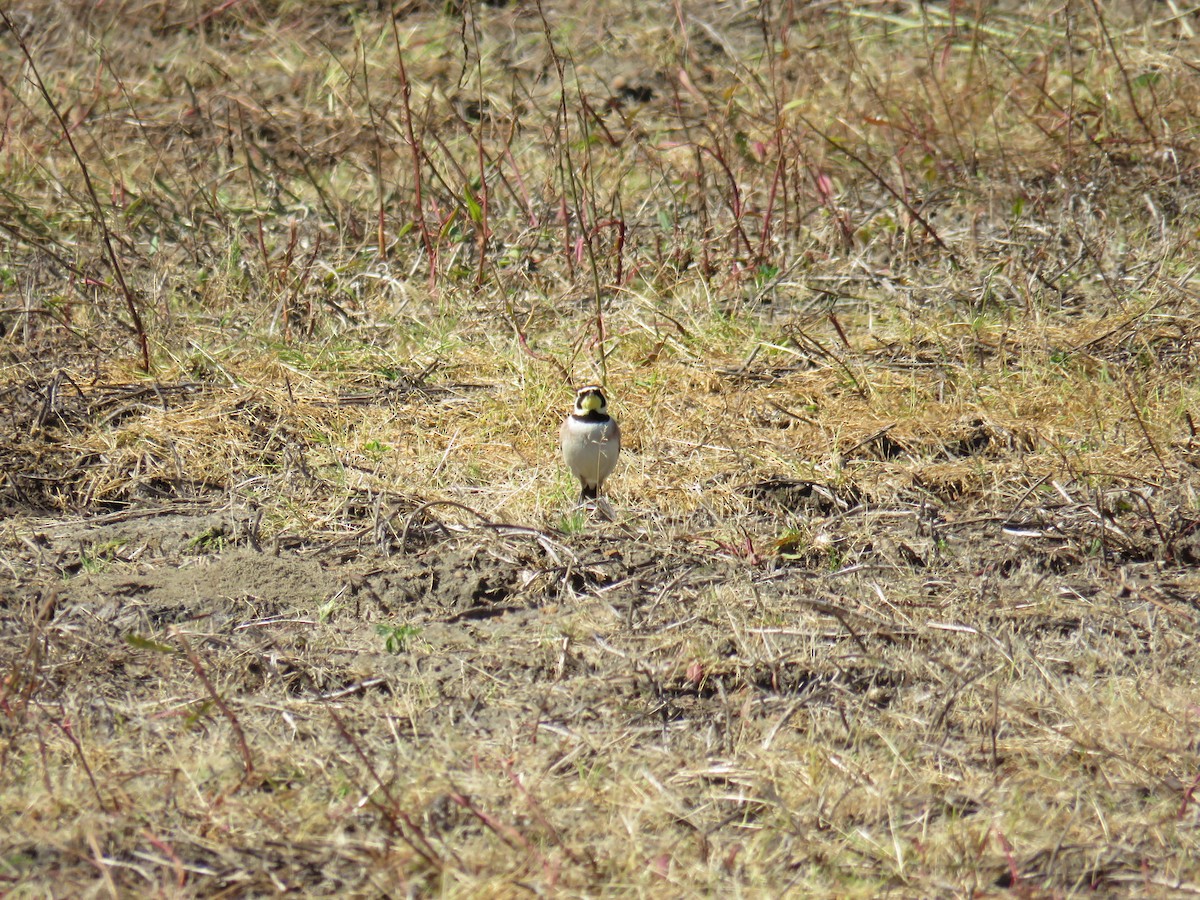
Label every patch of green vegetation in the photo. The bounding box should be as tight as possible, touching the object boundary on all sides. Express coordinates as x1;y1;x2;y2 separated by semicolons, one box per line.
125;634;178;654
363;439;390;460
558;506;588;535
72;539;128;576
376;623;421;654
187;527;228;552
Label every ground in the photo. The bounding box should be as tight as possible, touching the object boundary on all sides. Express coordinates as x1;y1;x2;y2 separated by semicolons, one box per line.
3;1;1200;897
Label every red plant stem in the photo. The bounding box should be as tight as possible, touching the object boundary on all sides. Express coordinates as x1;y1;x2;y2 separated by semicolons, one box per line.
389;13;437;289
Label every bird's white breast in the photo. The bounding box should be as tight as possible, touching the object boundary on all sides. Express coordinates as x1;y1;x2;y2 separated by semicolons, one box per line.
561;416;620;486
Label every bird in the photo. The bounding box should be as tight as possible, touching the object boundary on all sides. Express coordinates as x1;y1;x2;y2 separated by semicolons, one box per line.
560;384;621;501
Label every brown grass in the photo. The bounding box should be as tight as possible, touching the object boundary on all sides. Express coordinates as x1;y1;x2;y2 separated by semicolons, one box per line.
3;0;1200;895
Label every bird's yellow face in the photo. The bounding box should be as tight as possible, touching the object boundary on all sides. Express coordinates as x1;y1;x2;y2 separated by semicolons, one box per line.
575;386;608;415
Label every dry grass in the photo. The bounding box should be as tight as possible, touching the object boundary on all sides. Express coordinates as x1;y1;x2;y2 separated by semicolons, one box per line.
3;0;1200;895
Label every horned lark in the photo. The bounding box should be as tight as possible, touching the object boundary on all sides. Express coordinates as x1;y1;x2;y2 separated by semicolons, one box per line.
561;384;621;501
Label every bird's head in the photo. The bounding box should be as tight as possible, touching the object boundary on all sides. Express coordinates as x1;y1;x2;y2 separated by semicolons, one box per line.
574;385;608;416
